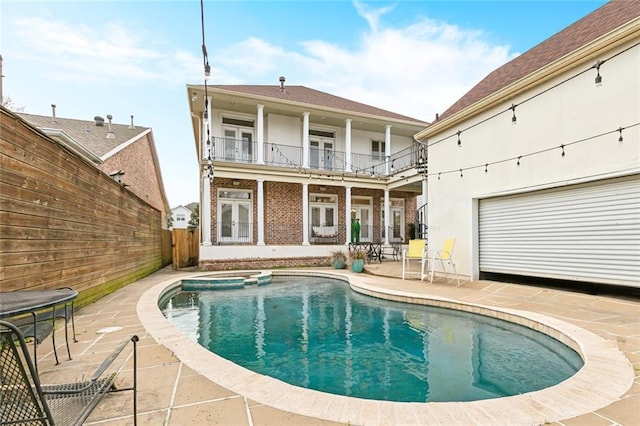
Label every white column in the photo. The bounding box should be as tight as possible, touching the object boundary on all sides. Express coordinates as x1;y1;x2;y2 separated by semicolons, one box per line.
256;104;264;164
302;112;310;169
302;182;310;245
345;118;352;172
384;189;390;245
202;176;212;245
345;186;352;245
257;179;265;245
422;176;428;206
385;124;392;175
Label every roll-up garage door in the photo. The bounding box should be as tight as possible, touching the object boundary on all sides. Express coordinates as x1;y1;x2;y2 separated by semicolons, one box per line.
479;175;640;287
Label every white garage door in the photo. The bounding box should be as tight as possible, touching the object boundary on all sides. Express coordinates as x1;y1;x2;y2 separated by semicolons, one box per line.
479;175;640;287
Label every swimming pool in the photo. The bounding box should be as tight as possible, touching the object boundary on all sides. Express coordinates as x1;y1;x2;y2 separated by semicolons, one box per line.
160;275;583;403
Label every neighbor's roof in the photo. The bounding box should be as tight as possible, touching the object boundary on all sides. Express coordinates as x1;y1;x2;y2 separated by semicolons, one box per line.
18;113;150;158
437;0;640;122
208;84;429;125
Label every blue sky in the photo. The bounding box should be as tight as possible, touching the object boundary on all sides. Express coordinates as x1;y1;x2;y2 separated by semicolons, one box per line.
1;0;607;207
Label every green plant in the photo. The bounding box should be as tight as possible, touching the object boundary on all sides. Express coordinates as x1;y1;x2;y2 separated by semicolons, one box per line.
330;250;347;264
349;248;368;260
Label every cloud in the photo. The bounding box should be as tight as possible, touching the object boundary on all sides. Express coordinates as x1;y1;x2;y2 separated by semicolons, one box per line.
12;17;200;86
209;5;515;121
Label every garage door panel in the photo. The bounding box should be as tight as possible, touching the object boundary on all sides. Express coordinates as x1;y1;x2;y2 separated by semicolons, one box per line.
479;176;640;287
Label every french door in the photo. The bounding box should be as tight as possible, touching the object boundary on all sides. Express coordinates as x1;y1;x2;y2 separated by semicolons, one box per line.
310;138;334;170
223;128;254;162
218;190;252;243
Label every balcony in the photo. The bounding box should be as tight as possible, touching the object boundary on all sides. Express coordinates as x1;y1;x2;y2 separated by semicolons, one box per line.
208;137;427;175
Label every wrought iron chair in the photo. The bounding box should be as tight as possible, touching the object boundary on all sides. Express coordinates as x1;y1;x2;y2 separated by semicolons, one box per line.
0;320;138;426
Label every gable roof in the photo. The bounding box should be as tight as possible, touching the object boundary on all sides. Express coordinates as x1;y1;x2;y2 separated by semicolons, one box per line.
207;84;429;125
437;0;640;122
18;113;150;159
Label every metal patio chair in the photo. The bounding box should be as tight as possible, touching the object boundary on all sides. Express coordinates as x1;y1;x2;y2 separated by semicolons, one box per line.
0;320;139;426
402;239;428;280
427;238;461;286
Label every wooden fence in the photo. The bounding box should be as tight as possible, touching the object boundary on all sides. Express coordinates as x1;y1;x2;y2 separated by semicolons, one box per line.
172;228;199;269
0;107;171;307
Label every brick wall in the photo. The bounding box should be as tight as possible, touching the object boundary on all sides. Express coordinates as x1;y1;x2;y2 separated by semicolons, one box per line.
265;181;303;244
97;133;168;227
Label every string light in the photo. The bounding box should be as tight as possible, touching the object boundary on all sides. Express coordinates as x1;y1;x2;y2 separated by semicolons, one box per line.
593;60;603;87
618;127;624;142
484;163;488;173
511;104;517;125
517;156;521;166
457;130;462;147
460;169;463;178
560;144;565;157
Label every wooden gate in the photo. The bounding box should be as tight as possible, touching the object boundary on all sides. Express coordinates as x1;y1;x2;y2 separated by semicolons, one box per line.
172;228;200;269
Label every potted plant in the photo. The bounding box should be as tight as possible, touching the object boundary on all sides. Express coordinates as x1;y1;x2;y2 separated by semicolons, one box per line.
349;248;367;273
330;250;347;269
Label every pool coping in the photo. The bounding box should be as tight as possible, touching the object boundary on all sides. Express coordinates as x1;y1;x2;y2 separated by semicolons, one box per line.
137;270;633;426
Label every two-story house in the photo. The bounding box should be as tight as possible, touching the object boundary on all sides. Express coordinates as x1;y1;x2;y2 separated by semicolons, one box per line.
188;78;429;270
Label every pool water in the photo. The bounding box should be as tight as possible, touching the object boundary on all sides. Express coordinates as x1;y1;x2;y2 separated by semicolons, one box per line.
160;276;583;402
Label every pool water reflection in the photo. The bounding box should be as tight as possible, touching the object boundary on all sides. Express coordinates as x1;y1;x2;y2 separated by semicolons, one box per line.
160;276;583;402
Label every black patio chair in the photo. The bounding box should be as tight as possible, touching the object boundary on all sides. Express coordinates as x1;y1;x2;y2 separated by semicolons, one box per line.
0;320;138;426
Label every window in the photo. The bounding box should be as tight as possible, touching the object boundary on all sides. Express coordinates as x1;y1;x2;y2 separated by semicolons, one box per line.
176;214;186;221
371;140;385;160
222;117;254;128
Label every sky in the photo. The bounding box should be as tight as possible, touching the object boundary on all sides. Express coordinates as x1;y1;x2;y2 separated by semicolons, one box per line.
1;0;608;208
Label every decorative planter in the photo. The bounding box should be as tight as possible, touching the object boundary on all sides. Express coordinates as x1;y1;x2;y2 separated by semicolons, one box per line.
351;259;365;273
332;261;345;269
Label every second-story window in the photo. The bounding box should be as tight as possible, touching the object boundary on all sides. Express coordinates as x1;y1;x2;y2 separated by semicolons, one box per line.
371;140;385;160
222;117;255;163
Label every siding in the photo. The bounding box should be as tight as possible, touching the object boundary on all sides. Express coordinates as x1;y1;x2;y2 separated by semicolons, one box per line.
0;107;170;305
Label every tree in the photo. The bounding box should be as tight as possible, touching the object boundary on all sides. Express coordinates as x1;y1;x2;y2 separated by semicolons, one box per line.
188;204;199;230
2;96;25;112
167;213;174;230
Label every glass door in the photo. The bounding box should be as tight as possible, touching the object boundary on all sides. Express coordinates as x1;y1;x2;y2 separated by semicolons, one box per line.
310;138;334;170
218;190;252;243
223;128;254;162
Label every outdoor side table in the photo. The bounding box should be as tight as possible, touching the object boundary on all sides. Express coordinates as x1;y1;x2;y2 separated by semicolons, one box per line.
0;287;77;371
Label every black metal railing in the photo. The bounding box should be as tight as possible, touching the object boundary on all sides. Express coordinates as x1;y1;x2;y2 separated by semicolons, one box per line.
208;136;427;177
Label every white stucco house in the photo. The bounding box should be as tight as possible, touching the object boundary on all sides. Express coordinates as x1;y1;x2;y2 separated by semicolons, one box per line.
416;1;639;288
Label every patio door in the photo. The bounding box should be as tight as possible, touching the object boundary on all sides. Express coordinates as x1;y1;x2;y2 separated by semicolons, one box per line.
381;198;404;242
218;190;252;243
351;197;372;242
310;138;334;170
223;128;254;162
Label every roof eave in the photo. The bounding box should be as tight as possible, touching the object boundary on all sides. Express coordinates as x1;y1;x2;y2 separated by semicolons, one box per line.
415;18;640;140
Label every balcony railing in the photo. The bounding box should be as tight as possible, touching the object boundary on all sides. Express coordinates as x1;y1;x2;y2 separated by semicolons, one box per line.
208;137;427;176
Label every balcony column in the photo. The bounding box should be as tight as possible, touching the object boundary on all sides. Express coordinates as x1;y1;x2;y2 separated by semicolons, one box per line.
422;175;428;205
345;186;352;245
302;182;310;245
384;124;392;175
345;118;352;172
384;189;390;245
302;112;310;168
256;104;264;164
257;178;265;245
201;175;212;245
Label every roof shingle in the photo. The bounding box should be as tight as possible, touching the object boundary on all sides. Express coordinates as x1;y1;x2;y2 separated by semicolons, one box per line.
438;0;640;121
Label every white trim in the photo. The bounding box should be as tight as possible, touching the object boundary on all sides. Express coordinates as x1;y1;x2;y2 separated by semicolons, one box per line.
100;128;151;160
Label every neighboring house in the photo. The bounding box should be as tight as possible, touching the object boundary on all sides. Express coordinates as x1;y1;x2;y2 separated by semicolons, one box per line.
170;204;194;229
415;1;640;288
19;108;171;228
188;79;429;269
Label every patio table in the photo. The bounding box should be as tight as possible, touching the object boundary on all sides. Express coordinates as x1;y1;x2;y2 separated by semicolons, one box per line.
0;287;77;371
